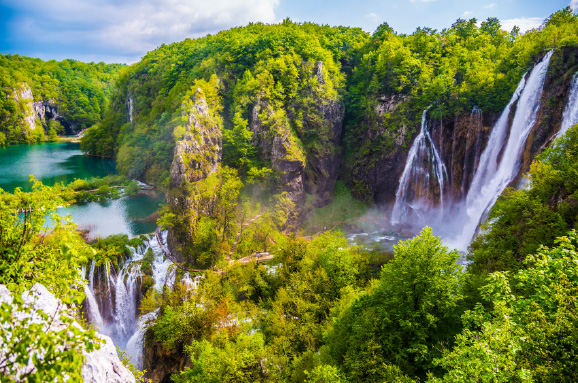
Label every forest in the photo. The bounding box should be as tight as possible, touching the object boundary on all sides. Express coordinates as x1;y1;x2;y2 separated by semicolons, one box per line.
0;55;125;145
3;6;578;383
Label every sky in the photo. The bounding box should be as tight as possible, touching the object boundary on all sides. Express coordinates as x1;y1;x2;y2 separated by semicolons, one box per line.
0;0;574;64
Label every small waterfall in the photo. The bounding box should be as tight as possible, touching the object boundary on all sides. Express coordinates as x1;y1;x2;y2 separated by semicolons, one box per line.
448;50;554;250
126;311;158;370
391;106;448;224
83;262;104;328
557;72;578;138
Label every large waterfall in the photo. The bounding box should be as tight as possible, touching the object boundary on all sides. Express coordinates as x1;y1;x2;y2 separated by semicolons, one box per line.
447;50;554;250
389;50;557;252
83;231;176;368
391;106;448;224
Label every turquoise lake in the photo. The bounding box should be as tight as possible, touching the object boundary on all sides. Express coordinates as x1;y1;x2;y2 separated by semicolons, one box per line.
0;141;163;237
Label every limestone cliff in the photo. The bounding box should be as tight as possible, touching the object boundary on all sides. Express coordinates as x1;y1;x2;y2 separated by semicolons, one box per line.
11;82;75;137
249;61;344;211
167;87;222;261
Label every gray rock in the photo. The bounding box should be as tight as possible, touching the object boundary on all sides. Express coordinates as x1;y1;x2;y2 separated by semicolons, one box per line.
0;284;135;383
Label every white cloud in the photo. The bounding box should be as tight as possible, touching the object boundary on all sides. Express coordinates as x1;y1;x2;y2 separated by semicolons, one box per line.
366;12;379;22
483;3;497;9
571;0;578;11
500;17;544;33
3;0;279;63
463;11;473;16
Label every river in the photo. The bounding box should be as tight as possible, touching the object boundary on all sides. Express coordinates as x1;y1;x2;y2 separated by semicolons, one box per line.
0;141;163;237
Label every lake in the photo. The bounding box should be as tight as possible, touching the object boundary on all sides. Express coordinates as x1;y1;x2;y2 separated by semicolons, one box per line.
0;141;163;237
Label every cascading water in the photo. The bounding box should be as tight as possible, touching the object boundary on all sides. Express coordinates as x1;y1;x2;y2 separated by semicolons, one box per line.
447;50;554;250
557;72;578;139
83;231;180;367
391;106;448;224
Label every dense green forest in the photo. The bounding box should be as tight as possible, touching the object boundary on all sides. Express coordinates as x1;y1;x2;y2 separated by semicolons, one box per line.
4;6;578;383
82;8;578;188
0;55;125;145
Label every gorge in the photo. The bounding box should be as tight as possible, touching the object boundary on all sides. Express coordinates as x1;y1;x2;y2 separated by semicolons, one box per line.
4;7;578;383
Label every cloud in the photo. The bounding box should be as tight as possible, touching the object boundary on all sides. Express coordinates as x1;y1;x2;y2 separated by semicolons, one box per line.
571;0;578;11
500;17;544;33
2;0;279;63
463;11;473;16
483;3;497;9
366;12;379;22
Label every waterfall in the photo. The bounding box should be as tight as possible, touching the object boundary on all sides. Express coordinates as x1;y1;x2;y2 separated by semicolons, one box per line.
108;259;142;347
557;72;578;138
448;50;554;250
83;231;183;368
83;262;104;328
126;311;158;370
391;106;448;224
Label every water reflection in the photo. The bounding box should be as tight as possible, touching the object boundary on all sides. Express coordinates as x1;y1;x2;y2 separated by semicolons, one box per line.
52;191;163;238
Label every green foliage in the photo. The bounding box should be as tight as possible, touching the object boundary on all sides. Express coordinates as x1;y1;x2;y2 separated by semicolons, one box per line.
469;124;578;274
0;178;103;380
0;54;124;145
0;177;94;303
304;181;368;233
0;288;101;382
431;231;578;382
325;227;464;381
174;333;275;383
82;21;365;184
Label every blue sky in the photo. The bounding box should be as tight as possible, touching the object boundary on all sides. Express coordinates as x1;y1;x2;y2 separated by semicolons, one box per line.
0;0;573;64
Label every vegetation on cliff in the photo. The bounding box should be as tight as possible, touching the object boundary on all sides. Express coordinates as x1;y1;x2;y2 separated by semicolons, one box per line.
0;54;125;145
5;6;578;383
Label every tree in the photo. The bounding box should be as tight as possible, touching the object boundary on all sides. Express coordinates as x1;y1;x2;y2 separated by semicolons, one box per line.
0;178;101;381
431;231;578;382
325;227;464;381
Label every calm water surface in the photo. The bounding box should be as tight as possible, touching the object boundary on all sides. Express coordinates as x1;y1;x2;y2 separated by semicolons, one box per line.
0;141;163;237
0;141;117;192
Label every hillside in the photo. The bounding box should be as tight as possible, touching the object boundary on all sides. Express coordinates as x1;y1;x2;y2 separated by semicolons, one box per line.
0;54;125;144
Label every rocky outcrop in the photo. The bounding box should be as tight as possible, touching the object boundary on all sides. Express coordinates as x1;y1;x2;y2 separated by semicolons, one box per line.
170;88;222;188
0;284;135;383
167;88;222;260
249;61;344;210
249;100;307;206
11;83;38;135
11;82;74;136
143;337;189;383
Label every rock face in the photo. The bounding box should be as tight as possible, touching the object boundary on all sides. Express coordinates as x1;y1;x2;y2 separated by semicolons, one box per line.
11;82;74;136
0;284;135;383
249;61;344;210
167;88;222;260
170;88;222;188
142;338;189;383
